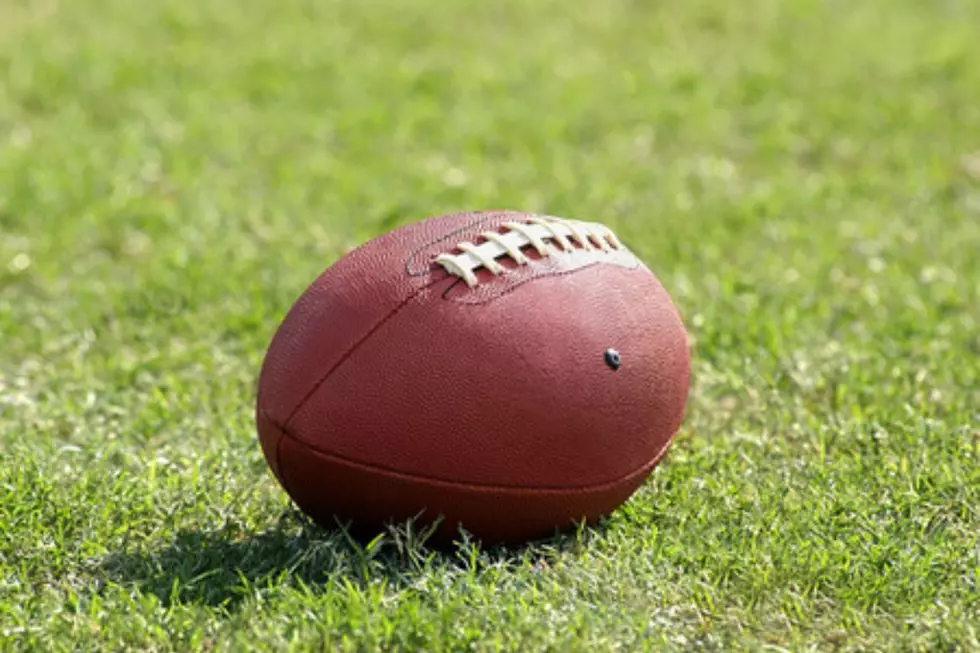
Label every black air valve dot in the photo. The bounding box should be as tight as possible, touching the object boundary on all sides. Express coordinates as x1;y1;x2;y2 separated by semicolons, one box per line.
604;348;622;371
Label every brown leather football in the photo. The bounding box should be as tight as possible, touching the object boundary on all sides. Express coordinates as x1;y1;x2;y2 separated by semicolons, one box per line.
256;210;690;544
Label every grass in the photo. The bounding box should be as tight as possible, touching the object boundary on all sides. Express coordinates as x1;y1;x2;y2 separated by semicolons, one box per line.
1;0;979;650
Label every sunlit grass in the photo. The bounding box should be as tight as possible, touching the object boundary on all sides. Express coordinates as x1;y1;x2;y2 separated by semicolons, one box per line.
1;0;979;650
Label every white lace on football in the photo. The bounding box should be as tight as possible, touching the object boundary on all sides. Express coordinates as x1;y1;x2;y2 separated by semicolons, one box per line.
435;216;626;288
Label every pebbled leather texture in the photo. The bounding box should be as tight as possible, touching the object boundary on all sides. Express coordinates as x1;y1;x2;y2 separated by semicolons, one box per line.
264;416;675;544
256;210;691;544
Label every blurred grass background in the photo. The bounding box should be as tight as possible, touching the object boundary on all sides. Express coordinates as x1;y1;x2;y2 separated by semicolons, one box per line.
1;0;979;650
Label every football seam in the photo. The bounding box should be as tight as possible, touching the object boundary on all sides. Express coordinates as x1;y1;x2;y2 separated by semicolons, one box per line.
281;275;448;429
274;416;677;493
272;420;295;497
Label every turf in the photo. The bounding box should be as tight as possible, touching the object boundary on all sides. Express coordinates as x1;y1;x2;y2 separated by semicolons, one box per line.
1;0;979;650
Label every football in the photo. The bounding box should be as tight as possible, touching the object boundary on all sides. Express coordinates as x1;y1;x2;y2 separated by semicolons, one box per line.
256;210;690;544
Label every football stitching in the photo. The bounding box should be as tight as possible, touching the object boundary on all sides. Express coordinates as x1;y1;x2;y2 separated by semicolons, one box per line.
283;225;642;426
279;214;640;437
404;211;521;277
435;216;626;288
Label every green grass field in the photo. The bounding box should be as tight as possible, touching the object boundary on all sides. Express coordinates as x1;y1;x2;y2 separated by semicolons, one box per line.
2;0;979;650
